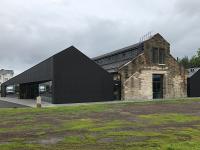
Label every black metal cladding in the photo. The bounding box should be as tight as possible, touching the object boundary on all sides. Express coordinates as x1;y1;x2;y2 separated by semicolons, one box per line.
1;46;114;104
52;46;114;104
2;57;53;86
188;70;200;97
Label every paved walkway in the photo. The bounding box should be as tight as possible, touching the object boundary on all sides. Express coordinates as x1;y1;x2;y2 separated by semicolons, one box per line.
0;100;29;108
0;97;136;108
0;97;121;108
0;97;55;108
0;97;198;108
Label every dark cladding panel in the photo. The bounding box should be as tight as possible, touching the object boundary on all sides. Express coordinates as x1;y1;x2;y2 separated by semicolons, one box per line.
52;46;114;104
1;86;6;97
3;57;53;86
188;70;200;97
2;46;114;103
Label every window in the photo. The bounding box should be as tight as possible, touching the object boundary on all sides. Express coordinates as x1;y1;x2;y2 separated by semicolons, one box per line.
39;81;52;95
159;49;165;64
152;48;165;64
153;48;159;64
39;81;53;103
124;66;129;79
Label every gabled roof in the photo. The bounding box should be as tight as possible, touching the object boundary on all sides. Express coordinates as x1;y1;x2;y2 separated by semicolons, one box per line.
92;33;169;73
93;33;165;61
2;46;111;86
2;46;75;85
92;40;145;73
93;42;142;60
188;68;200;78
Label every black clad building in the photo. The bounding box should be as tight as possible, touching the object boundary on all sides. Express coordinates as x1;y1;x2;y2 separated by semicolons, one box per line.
1;46;114;104
187;68;200;97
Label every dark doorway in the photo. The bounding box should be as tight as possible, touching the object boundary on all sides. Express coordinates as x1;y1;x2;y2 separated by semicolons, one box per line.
153;74;164;99
19;83;39;99
114;80;121;100
187;78;191;97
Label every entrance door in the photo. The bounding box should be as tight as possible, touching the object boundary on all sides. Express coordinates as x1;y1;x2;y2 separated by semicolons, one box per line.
114;80;121;100
153;74;164;99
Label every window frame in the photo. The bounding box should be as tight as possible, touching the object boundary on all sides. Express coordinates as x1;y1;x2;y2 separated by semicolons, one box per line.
152;48;165;65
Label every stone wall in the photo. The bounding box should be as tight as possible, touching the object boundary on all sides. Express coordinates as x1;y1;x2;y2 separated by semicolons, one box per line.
119;34;187;100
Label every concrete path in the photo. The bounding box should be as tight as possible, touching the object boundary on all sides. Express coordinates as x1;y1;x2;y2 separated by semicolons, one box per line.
0;97;55;108
0;100;28;108
0;97;142;108
0;97;198;108
0;97;121;108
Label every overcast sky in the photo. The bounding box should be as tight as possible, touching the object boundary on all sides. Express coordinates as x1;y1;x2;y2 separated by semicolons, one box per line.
0;0;200;75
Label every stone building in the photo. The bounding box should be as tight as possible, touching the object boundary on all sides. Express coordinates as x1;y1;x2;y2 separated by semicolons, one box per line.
93;33;187;100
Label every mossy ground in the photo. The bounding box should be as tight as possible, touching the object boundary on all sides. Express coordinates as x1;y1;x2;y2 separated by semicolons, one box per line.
1;98;200;150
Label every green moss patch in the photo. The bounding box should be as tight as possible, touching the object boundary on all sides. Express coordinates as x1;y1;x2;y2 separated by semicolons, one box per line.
139;113;200;125
89;120;128;132
62;119;95;130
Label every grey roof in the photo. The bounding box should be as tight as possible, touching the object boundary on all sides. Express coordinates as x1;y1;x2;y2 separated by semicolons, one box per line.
0;69;14;75
101;59;132;73
188;68;200;78
93;43;141;60
92;42;144;73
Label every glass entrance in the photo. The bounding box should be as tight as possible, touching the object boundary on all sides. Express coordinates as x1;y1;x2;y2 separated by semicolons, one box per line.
153;74;164;99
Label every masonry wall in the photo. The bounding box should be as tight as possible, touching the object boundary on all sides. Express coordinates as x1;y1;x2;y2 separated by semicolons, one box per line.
119;34;187;100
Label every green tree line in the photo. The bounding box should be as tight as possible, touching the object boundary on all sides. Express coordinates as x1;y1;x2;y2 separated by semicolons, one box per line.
179;48;200;69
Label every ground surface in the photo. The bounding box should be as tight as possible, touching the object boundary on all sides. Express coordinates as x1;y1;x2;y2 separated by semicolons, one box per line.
0;100;28;108
1;98;200;150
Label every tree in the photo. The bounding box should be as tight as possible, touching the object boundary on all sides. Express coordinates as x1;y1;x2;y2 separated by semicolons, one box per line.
179;56;190;68
190;48;200;68
179;48;200;69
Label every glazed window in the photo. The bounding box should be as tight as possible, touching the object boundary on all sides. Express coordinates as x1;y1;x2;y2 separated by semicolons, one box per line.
153;48;159;64
124;66;129;79
152;48;165;64
159;49;165;64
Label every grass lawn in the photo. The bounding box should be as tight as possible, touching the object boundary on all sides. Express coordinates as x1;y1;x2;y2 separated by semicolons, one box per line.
1;98;200;150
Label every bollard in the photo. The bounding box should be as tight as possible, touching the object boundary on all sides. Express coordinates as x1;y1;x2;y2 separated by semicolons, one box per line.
36;96;42;108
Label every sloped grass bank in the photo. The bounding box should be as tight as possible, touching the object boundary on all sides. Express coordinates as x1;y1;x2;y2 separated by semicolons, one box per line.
1;98;200;150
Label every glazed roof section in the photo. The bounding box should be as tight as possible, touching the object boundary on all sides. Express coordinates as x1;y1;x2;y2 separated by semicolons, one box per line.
93;42;144;73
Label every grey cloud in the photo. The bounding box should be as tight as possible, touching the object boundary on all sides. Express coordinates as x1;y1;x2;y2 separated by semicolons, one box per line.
175;0;200;16
71;18;142;57
0;0;199;75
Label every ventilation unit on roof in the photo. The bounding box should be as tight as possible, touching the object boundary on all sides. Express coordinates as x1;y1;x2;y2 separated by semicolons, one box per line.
191;68;195;72
139;32;153;43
